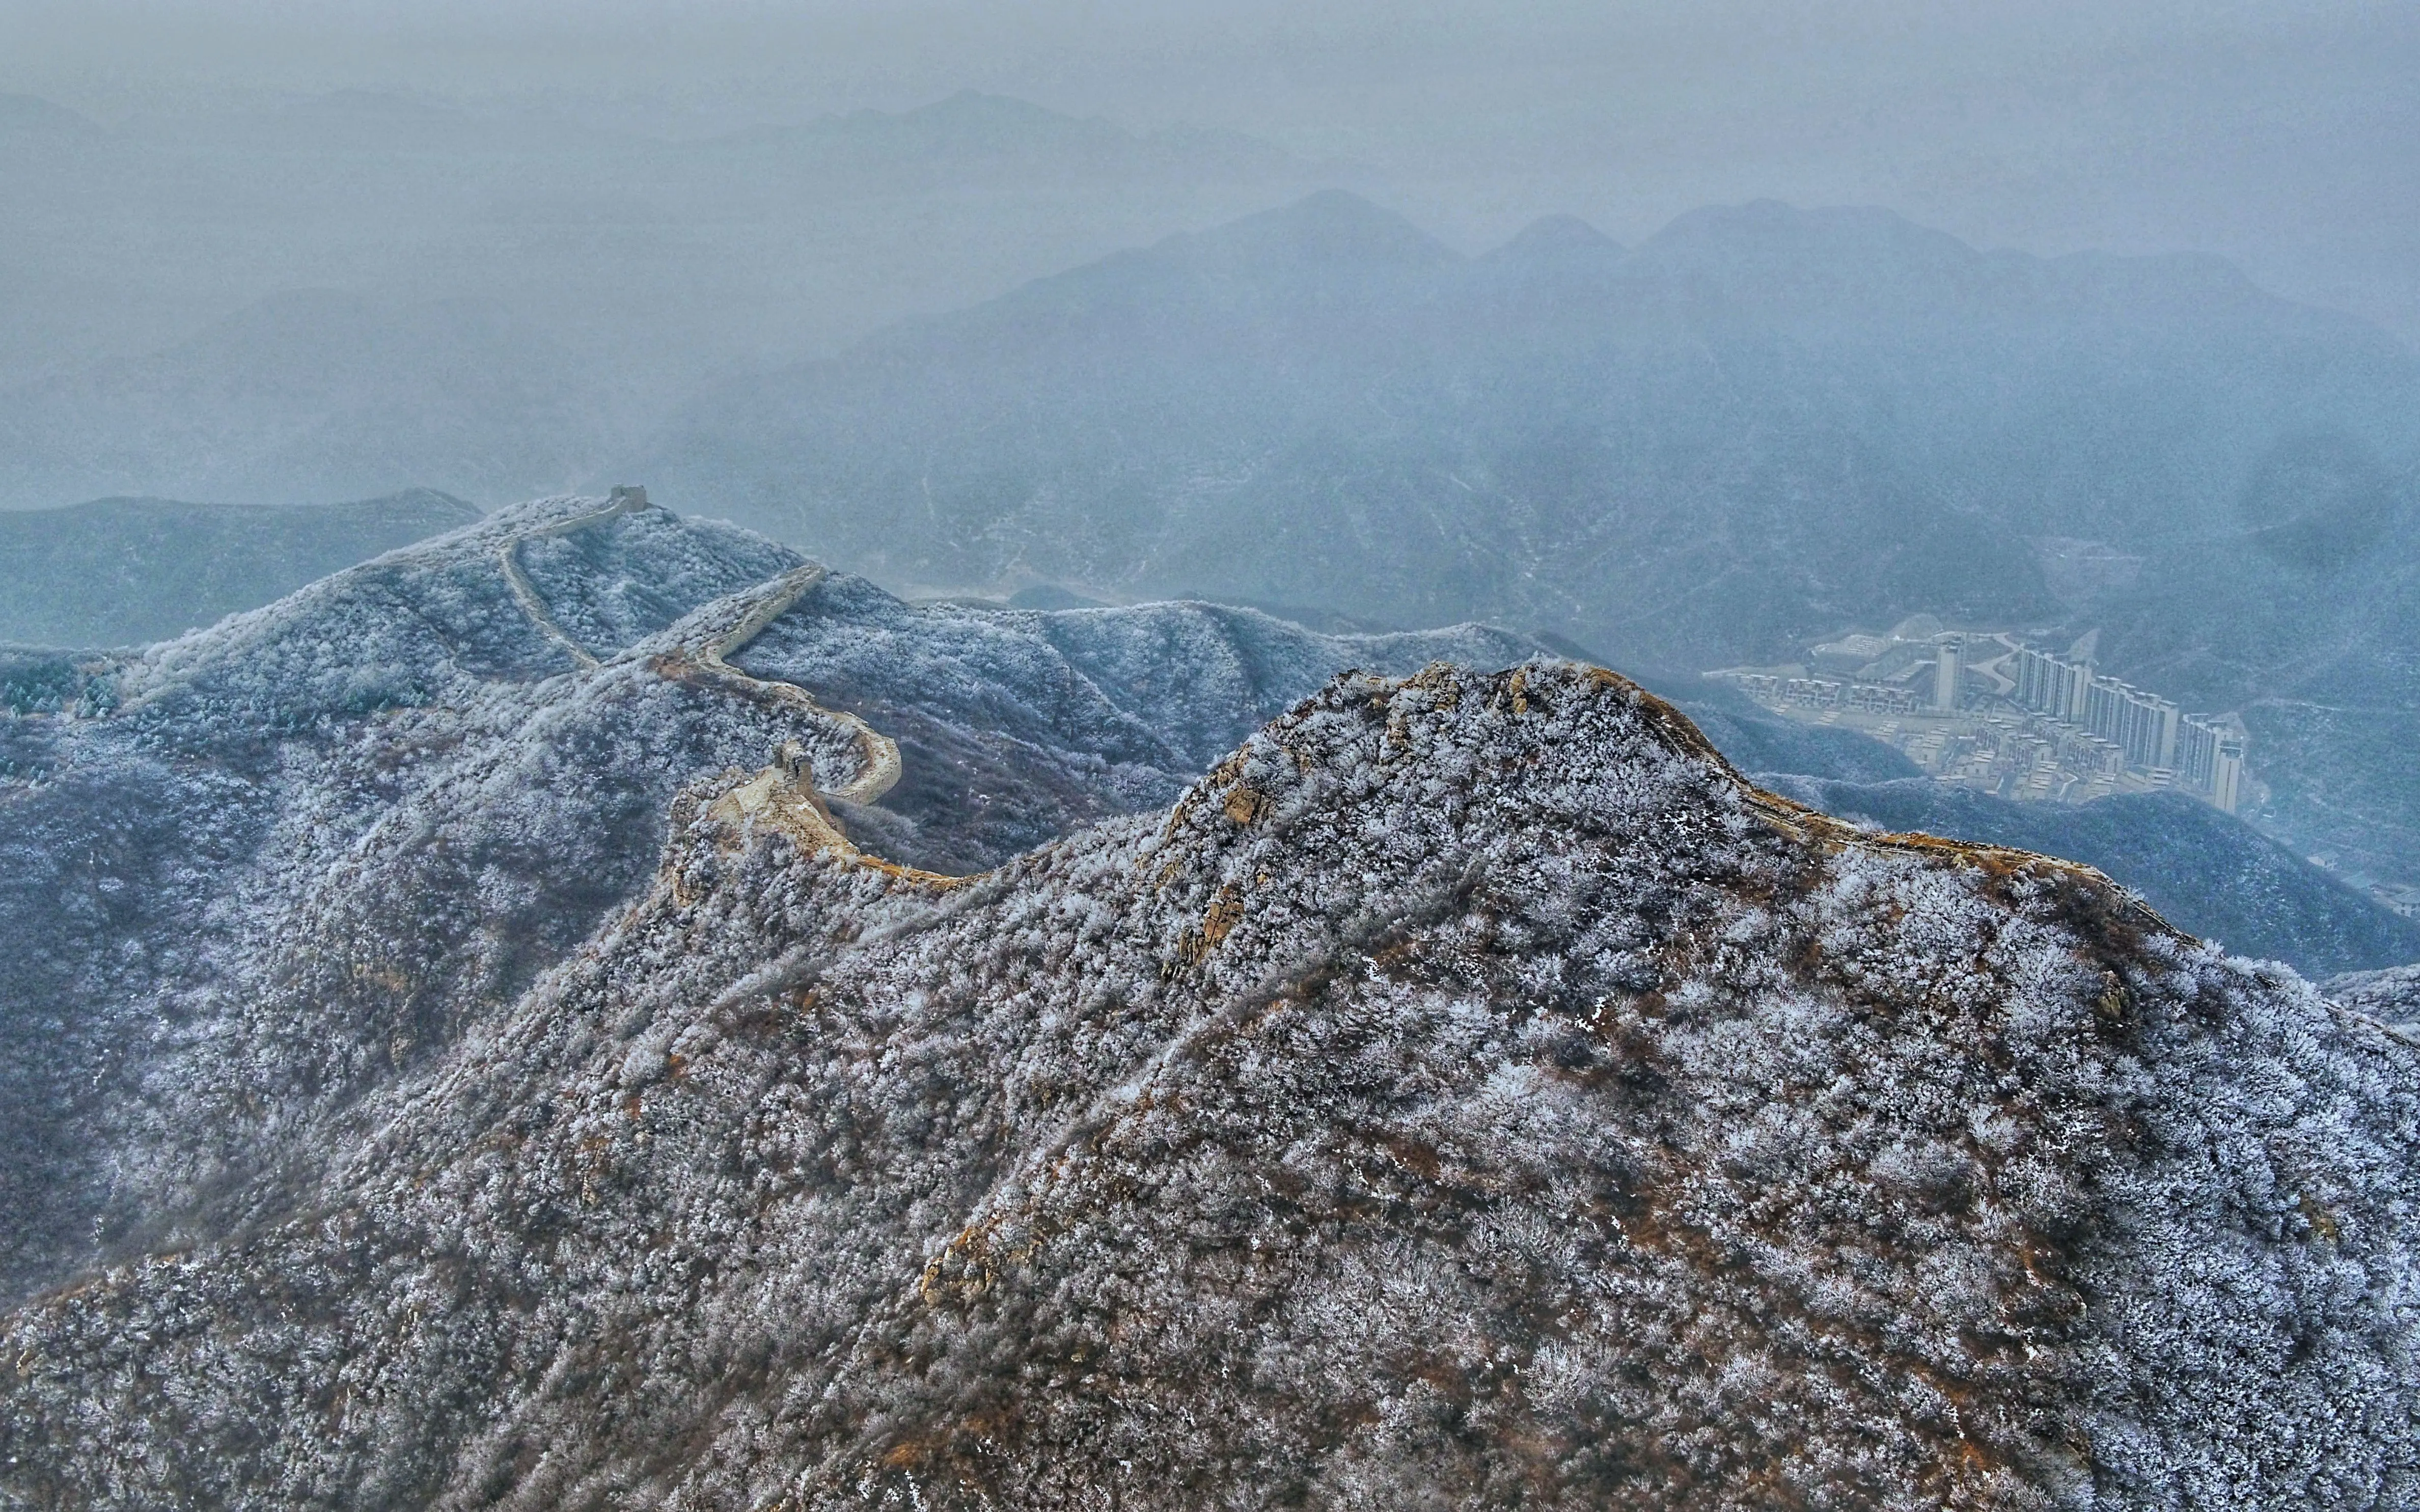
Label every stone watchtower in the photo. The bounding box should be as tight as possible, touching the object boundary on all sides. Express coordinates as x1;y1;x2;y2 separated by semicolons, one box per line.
777;739;814;787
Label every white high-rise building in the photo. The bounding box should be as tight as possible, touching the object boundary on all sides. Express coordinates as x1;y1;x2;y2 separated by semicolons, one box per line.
1932;635;1962;711
2212;738;2245;814
2006;638;2243;810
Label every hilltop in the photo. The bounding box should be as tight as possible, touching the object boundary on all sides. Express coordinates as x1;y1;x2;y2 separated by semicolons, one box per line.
0;491;1534;1304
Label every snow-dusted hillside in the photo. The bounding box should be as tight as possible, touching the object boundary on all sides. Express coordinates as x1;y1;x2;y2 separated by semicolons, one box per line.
4;654;2414;1508
0;491;1534;1305
2;493;2414;1507
2328;966;2420;1033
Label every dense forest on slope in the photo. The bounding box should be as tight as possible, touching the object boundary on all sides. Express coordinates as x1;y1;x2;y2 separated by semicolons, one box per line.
0;496;1531;1303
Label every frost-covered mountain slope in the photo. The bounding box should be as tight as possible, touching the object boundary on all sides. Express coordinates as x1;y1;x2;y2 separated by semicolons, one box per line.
1759;774;2420;977
1640;682;2420;977
0;492;1540;1304
731;571;1538;872
4;661;2413;1510
2328;966;2420;1032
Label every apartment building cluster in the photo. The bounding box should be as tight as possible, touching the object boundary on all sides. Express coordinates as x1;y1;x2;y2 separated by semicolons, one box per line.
2005;642;2245;811
1708;618;2249;813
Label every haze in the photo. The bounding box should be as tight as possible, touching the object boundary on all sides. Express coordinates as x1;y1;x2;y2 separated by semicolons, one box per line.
7;1;2418;338
4;0;2419;906
8;7;2420;1497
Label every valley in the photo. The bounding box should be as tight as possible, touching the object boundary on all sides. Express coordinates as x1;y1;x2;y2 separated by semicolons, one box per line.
4;51;2418;1501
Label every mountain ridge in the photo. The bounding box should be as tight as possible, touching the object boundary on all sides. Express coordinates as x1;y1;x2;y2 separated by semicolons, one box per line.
651;189;2418;609
6;642;2413;1506
640;188;2420;893
4;492;2414;1504
0;493;1545;1301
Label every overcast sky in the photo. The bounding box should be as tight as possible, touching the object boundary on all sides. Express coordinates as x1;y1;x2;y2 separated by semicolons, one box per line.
4;1;2415;336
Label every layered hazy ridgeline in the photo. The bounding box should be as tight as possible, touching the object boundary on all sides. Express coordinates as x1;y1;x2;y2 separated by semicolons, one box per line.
6;9;2420;1503
640;194;2420;897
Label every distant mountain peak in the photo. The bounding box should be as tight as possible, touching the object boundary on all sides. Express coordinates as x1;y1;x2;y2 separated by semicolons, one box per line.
877;89;1094;135
1490;213;1623;262
0;92;104;139
1647;197;1967;251
1176;188;1461;271
910;88;1067;122
1477;215;1628;296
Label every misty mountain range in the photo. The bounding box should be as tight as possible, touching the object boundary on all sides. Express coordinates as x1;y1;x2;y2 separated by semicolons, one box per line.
5;490;2408;980
0;86;1340;485
0;489;479;646
12;10;2420;1499
8;90;2420;893
652;189;2416;642
643;189;2420;893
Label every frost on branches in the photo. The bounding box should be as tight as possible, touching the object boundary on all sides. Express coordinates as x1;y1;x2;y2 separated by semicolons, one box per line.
1;498;2414;1509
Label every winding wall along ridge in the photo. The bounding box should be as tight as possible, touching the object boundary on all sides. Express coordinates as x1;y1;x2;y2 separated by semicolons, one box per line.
494;490;900;809
494;488;652;671
499;499;2166;930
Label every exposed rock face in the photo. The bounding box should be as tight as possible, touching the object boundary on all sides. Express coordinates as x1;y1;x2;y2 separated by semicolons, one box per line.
5;646;2415;1505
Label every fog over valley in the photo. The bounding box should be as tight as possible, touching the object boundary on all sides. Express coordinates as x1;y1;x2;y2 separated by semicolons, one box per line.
4;6;2418;1507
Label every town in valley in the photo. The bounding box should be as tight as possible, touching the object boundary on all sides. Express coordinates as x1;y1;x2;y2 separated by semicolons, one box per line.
1708;619;2249;813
